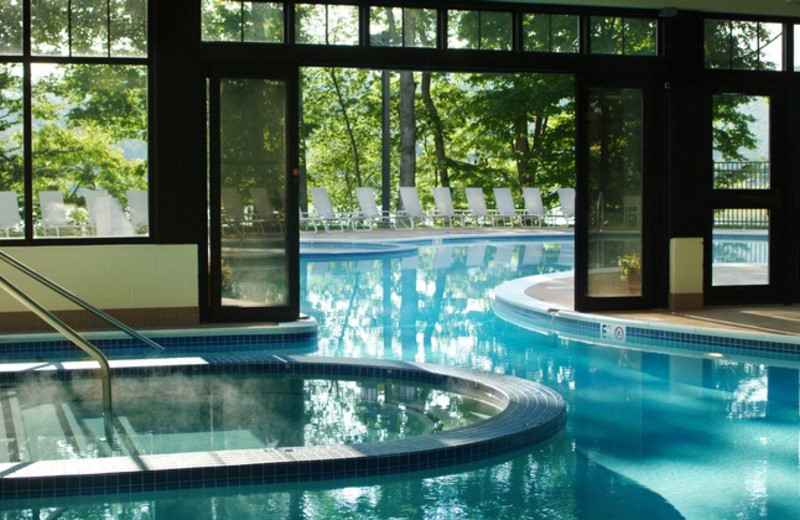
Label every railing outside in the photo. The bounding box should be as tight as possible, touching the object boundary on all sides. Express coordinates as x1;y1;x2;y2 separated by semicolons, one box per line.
713;161;769;190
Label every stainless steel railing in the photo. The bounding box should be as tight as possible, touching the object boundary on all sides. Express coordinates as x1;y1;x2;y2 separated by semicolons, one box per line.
0;249;165;445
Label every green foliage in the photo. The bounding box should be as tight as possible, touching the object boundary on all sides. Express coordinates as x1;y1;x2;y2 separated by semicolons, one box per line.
713;94;759;161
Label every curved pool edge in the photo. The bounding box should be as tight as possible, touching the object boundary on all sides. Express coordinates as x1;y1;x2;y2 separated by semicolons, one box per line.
494;272;800;363
0;355;566;500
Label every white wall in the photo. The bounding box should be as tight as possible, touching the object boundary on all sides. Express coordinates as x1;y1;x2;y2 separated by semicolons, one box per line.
0;245;198;312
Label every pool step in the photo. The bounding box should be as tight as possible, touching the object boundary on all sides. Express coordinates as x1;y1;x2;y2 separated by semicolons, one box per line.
0;390;28;462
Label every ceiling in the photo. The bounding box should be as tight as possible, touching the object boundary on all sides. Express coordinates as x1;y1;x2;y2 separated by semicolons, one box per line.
495;0;800;17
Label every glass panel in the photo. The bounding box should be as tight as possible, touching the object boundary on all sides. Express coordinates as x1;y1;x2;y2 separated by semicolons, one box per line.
110;0;147;56
712;94;770;190
327;5;358;46
731;21;759;70
448;10;479;50
295;4;327;45
72;0;109;57
32;64;149;238
623;18;657;56
590;16;622;55
370;7;402;47
32;0;69;56
587;89;643;297
202;0;242;42
404;8;436;48
480;12;511;51
244;2;283;43
0;0;23;55
551;14;579;53
0;64;24;239
795;25;800;72
523;13;550;52
704;19;729;69
712;210;769;286
758;22;783;71
219;78;288;307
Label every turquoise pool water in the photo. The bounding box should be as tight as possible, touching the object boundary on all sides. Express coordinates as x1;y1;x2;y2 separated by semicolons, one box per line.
4;236;800;519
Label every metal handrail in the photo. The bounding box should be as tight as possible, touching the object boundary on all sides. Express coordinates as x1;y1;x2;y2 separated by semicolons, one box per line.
0;250;163;351
0;273;114;444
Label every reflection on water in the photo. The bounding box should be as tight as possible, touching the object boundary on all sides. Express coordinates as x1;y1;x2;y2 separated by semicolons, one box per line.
6;238;800;519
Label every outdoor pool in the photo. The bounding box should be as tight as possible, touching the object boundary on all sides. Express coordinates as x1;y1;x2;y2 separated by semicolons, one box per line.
1;235;799;519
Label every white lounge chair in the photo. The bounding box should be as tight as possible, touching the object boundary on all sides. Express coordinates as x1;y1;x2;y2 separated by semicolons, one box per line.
398;186;430;229
352;187;383;231
82;188;135;236
299;207;319;233
0;191;21;237
309;187;347;232
221;187;264;237
552;188;576;226
463;188;499;226
126;189;149;233
38;191;82;237
431;187;463;227
493;188;522;226
250;187;284;233
521;188;546;227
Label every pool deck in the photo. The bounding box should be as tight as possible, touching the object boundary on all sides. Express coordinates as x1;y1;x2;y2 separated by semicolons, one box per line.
304;226;800;339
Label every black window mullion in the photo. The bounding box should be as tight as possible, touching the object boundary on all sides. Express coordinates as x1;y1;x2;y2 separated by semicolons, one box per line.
23;0;33;242
240;1;245;42
106;0;111;57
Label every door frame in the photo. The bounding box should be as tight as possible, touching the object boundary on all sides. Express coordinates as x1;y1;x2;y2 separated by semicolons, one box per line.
574;73;667;312
204;65;300;323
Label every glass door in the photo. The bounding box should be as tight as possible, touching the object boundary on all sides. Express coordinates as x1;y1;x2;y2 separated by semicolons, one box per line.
575;85;660;312
207;71;299;322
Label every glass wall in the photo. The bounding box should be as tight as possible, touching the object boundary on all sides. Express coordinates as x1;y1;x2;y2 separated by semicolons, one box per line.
586;88;643;297
0;0;148;240
712;94;770;190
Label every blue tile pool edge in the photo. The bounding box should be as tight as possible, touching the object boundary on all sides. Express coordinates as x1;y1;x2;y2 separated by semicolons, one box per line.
0;355;566;501
494;272;800;365
0;319;319;358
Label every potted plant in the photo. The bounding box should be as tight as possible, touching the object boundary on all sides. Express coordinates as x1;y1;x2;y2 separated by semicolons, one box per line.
618;252;642;292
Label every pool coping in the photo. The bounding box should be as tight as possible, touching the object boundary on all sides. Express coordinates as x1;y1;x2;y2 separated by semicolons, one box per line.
0;355;566;500
495;271;800;364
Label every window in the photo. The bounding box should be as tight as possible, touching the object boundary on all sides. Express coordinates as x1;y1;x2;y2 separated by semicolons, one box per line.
0;0;23;55
448;10;512;51
0;0;149;240
590;16;657;56
370;7;436;48
705;19;783;71
202;0;284;43
31;0;146;57
523;13;579;53
296;3;358;46
712;94;770;190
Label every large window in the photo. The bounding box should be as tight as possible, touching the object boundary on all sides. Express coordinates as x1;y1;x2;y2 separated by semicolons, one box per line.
705;19;783;71
202;0;284;43
0;0;148;240
590;16;657;55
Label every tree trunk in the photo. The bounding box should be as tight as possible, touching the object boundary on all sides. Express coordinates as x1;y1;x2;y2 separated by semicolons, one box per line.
328;68;361;188
399;71;416;192
421;72;449;187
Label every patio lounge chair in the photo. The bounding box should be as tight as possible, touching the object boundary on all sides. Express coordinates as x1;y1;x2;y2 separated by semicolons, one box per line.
431;187;463;227
521;188;546;227
82;188;135;236
0;191;21;237
126;189;149;233
492;187;522;226
221;187;263;237
551;188;576;226
353;187;398;231
250;187;284;233
309;187;347;232
466;187;511;227
398;187;431;229
38;191;82;237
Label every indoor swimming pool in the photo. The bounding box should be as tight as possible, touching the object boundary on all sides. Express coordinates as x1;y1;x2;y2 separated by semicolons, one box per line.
1;235;798;519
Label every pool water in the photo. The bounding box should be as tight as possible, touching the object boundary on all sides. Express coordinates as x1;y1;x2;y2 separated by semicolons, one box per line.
0;375;493;462
4;237;800;519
